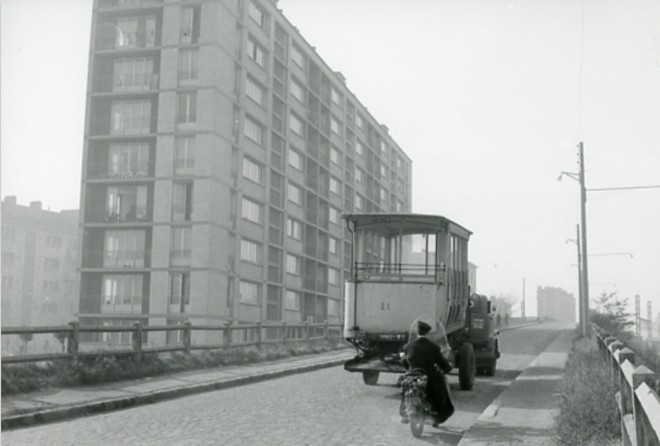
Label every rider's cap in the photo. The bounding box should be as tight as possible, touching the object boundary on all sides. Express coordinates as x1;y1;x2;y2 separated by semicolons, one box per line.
415;320;432;336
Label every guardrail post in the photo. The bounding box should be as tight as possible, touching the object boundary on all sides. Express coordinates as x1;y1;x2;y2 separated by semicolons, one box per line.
256;321;262;350
224;321;232;350
324;320;329;340
133;321;143;362
632;365;656;445
305;320;310;340
67;321;79;362
182;321;192;354
282;322;288;345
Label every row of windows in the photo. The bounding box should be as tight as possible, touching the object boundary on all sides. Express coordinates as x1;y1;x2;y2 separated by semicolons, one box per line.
238;280;341;316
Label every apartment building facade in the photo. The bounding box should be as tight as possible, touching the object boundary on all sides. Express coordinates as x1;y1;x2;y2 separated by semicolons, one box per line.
1;197;79;329
79;0;412;345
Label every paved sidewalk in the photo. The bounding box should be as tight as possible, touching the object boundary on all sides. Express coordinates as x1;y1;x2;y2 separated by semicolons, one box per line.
1;349;353;431
457;328;574;446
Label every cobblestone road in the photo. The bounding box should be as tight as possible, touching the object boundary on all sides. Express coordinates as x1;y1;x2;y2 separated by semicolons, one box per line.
2;325;561;446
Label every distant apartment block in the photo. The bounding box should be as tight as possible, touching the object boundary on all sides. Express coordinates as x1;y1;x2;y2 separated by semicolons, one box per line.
1;197;79;328
79;0;413;345
537;286;576;324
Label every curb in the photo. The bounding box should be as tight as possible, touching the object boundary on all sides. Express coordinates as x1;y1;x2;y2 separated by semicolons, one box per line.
2;357;347;431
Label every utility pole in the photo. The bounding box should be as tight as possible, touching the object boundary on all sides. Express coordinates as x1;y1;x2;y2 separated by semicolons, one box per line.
578;142;590;337
522;278;526;319
575;224;583;332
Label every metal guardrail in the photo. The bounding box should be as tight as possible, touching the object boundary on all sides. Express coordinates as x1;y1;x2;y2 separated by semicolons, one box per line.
1;320;344;365
592;324;660;445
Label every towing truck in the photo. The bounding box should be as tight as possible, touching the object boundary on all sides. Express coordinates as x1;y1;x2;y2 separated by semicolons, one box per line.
342;213;499;389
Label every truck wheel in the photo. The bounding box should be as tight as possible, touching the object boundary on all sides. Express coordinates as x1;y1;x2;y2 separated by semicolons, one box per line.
458;343;476;390
362;371;379;385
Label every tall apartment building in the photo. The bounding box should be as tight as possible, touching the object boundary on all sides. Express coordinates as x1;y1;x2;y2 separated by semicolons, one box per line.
1;197;79;329
537;286;576;324
79;0;412;345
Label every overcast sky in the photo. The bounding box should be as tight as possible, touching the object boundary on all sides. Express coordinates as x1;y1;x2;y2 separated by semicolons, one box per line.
2;0;659;318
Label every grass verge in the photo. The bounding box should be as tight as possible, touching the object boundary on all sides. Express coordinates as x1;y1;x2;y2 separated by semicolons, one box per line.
2;339;347;397
554;337;620;446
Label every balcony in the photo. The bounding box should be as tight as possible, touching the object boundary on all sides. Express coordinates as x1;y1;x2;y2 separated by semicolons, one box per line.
104;249;147;268
98;0;163;8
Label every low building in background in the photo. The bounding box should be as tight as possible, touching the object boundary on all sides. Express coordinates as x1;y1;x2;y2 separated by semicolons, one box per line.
537;286;576;324
1;196;79;354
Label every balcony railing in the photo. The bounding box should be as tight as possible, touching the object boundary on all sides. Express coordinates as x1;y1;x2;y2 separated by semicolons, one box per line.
103;250;147;268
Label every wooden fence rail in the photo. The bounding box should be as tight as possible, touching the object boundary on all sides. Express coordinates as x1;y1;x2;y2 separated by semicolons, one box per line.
592;324;660;446
1;320;344;365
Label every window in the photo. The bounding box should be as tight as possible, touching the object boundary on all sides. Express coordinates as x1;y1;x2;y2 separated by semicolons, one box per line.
329;206;340;224
171;227;192;264
104;230;145;268
172;182;193;221
380;140;387;153
331;87;342;107
175;136;195;170
328;267;339;285
2;227;16;241
115;15;156;48
330;147;341;165
177;91;197;125
355;140;364;156
241;197;262;223
290;78;305;102
288;148;303;170
113;57;154;91
289;113;304;136
356;114;364;129
45;235;61;248
106;185;148;221
245;76;266;106
248;1;266;29
380;187;387;201
291;45;305;68
355;194;364;210
181;6;200;44
380;164;387;177
287;183;302;205
103;274;143;309
242;157;263;184
239;280;260;305
328;298;340;316
396;200;403;212
286;254;301;275
244;115;264;144
329;177;340;195
329;237;338;255
108;142;150;177
286;218;302;240
285;290;301;310
355;167;364;183
247;36;267;68
169;272;190;306
111;99;151;134
330;116;341;135
240;239;261;263
178;49;198;83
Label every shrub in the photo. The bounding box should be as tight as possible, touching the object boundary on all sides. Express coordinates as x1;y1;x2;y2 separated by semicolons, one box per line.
555;338;620;445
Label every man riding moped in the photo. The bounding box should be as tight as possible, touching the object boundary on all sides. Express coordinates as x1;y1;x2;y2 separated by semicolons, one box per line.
399;319;454;427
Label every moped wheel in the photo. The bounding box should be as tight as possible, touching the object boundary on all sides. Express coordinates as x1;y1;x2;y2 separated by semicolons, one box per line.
410;414;425;438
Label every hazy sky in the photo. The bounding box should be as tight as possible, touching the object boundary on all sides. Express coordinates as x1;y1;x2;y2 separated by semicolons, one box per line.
2;0;659;318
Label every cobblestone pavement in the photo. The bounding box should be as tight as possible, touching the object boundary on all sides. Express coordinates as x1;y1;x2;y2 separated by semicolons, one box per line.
2;325;562;446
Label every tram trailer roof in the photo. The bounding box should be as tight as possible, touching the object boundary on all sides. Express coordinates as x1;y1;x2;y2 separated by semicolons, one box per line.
342;213;472;239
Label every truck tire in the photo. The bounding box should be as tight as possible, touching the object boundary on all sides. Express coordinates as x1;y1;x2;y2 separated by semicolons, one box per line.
458;343;476;390
362;371;379;385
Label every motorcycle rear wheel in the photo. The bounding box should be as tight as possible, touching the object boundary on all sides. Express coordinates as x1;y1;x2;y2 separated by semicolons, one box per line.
410;414;425;438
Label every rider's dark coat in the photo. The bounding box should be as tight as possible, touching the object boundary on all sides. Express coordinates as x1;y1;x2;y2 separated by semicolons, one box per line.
401;336;454;423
